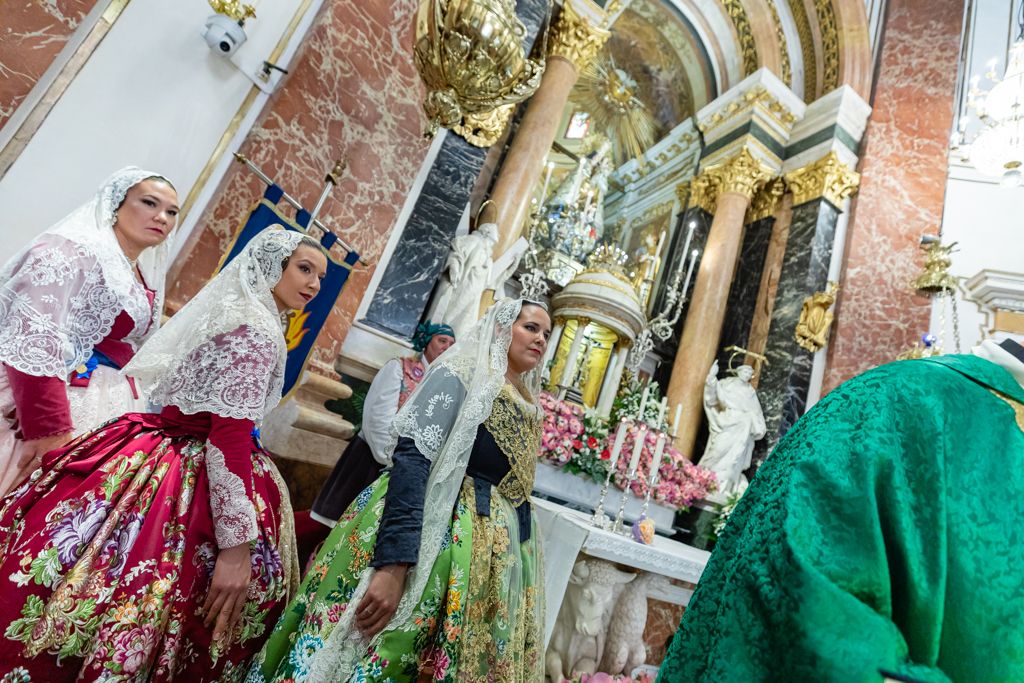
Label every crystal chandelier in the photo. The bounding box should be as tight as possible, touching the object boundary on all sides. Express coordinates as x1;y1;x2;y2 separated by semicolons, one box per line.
954;8;1024;187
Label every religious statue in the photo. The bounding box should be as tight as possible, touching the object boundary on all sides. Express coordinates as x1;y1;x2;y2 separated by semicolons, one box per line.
699;360;766;502
794;282;839;353
431;222;500;338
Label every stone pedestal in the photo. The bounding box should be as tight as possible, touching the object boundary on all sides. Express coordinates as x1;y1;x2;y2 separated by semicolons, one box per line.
262;360;356;507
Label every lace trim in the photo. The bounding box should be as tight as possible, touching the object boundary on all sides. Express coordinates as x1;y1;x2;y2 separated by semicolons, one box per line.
486;383;542;507
0;237;152;377
147;326;281;422
206;441;258;548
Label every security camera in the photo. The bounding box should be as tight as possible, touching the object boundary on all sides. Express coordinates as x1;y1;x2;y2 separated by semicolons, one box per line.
203;14;247;56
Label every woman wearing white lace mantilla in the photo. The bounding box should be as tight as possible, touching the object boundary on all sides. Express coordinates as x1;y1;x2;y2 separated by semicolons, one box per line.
0;227;324;681
0;167;179;494
249;298;552;683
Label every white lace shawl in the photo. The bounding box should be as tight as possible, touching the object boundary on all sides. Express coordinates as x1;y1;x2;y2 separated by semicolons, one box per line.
122;227;302;422
0;167;174;377
306;298;543;682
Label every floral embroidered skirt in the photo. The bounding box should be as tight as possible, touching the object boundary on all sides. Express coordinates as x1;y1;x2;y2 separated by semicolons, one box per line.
0;412;298;682
247;476;545;682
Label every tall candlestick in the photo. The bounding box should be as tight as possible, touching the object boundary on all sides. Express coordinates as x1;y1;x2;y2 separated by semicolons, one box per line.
657;396;667;427
539;161;554;203
648;433;667;486
608;418;627;469
679;220;696;271
637;384;650;421
671;402;683;437
680;249;699;302
628;426;647;475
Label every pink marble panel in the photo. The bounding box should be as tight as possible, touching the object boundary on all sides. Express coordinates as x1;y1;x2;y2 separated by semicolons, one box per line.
643;598;686;667
824;0;963;392
0;0;98;130
166;0;430;368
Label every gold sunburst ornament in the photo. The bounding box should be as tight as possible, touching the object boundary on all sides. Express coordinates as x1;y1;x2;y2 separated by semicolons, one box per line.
413;0;546;146
571;55;657;166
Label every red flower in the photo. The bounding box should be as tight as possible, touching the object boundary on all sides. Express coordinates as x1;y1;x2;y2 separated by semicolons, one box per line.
600;448;611;460
572;439;583;449
587;436;598;449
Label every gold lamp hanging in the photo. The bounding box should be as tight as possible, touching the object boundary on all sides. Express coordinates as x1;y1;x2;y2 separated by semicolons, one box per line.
413;0;547;146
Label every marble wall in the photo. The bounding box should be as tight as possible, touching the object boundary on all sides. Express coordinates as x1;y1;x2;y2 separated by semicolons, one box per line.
362;0;550;340
717;216;774;371
0;0;98;130
823;0;963;392
165;0;431;367
758;199;840;455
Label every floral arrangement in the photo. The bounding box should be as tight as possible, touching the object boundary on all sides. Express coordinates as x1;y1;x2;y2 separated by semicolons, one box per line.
561;671;655;683
538;391;716;511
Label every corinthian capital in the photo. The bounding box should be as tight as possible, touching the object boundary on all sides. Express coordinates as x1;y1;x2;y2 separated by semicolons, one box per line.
548;0;611;72
714;148;774;199
784;151;861;207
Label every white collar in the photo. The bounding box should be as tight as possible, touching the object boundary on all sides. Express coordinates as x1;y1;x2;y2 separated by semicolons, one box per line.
972;340;1024;390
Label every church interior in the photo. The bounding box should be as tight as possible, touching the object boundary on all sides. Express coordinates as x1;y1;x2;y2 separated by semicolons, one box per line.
1;0;1023;680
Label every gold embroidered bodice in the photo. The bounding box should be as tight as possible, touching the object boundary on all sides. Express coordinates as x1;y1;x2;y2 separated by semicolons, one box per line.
484;383;542;507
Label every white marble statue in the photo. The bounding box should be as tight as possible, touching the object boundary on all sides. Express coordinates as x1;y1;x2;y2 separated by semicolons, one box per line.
600;572;673;676
699;361;766;502
546;559;635;683
431;222;499;338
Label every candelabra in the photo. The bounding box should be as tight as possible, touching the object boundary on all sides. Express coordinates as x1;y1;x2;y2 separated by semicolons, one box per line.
626;245;699;373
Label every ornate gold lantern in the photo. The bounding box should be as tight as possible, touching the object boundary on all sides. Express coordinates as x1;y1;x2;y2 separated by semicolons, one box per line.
413;0;546;146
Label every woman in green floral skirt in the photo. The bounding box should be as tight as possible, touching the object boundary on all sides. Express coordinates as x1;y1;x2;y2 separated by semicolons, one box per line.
247;298;552;683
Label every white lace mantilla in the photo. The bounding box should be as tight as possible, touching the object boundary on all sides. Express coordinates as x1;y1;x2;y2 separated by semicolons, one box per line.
146;326;281;422
0;235;153;377
205;441;258;548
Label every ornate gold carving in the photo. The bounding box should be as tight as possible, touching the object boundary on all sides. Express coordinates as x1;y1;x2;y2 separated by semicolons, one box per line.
813;0;840;93
747;177;786;222
794;282;839;352
688;170;721;214
698;86;800;137
452;103;515;147
767;0;792;86
548;0;612;72
783;151;860;207
688;149;774;212
413;0;544;142
209;0;255;22
911;241;958;294
786;0;817;101
713;148;775;199
675;180;692;206
722;0;759;76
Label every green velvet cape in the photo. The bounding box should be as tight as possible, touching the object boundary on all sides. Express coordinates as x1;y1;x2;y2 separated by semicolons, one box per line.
660;355;1024;683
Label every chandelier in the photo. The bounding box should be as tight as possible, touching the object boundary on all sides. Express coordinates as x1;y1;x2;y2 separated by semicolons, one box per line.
954;7;1024;187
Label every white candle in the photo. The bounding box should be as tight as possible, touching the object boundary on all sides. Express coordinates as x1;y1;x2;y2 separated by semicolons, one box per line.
637;384;650;421
657;396;667;426
671;403;682;437
628;426;647;475
648;433;667;486
608;418;628;470
680;249;699;301
679;220;696;270
540;161;554;202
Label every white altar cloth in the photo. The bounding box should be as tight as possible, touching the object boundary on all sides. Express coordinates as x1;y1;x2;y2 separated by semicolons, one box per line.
532;497;710;646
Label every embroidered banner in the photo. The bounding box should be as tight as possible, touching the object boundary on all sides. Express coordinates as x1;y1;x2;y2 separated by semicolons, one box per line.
218;184;359;398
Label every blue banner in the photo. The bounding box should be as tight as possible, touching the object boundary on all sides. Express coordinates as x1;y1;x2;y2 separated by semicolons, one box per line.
217;184;359;398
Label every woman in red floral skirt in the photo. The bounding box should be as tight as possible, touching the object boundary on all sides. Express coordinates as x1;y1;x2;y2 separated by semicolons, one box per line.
0;226;326;681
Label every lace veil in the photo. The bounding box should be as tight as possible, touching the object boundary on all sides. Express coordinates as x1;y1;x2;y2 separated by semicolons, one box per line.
307;297;544;681
0;167;176;377
122;227;304;421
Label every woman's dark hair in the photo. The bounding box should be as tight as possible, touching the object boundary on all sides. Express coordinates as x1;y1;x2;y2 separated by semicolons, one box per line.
116;175;177;210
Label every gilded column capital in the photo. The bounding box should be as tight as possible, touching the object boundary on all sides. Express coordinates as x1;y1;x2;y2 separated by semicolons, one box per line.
714;148;774;199
548;0;611;72
688;171;720;214
747;177;786;222
784;151;860;207
674;180;692;206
